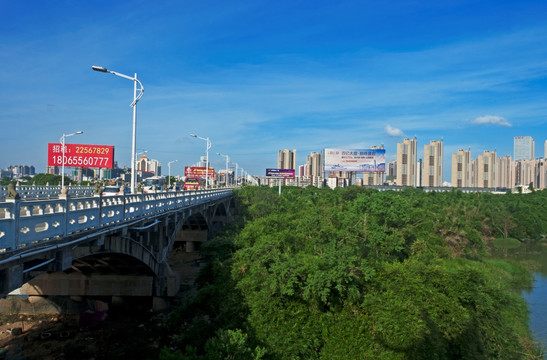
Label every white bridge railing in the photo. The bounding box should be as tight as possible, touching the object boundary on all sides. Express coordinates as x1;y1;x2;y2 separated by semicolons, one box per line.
0;185;96;201
0;189;232;253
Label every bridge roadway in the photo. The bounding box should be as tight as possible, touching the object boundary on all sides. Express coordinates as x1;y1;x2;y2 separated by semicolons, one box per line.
0;188;235;302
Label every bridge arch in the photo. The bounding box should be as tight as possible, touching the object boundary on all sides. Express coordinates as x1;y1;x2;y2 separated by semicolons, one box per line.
0;190;236;299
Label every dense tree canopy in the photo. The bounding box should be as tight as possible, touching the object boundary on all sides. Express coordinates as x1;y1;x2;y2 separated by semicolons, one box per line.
161;186;546;359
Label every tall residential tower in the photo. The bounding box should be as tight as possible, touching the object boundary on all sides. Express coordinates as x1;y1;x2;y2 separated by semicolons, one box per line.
278;149;296;170
396;137;417;186
451;149;471;188
422;140;443;187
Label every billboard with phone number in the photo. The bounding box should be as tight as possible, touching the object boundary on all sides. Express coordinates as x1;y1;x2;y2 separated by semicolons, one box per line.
184;166;215;179
48;143;115;168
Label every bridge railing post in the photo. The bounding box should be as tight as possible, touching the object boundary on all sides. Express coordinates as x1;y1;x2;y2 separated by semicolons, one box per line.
0;199;20;251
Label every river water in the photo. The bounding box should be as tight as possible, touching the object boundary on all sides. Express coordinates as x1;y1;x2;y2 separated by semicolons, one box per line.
491;242;547;356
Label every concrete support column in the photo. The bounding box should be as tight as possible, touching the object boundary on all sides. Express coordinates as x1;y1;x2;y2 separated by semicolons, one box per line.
186;241;195;253
55;248;73;272
153;297;169;312
1;264;23;296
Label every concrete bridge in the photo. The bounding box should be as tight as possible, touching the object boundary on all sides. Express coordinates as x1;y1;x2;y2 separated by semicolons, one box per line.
0;188;236;305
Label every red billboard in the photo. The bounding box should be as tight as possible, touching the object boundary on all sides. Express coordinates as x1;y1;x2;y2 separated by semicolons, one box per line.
48;143;115;168
185;166;215;179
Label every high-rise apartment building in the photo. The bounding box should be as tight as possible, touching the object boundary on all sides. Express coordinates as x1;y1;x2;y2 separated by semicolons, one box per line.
514;136;534;161
396;137;417;186
422;140;443;187
476;150;497;188
497;155;513;188
544;140;547;159
386;160;397;183
363;172;384;185
278;149;296;170
512;159;547;189
451;149;471;188
306;151;322;178
136;155;162;176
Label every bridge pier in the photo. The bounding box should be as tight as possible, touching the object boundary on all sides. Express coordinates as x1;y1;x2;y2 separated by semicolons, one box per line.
0;264;23;295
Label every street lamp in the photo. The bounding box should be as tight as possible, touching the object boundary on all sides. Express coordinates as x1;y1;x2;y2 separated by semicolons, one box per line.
60;131;83;189
217;153;229;187
233;162;239;186
168;160;178;187
190;134;211;190
92;65;144;194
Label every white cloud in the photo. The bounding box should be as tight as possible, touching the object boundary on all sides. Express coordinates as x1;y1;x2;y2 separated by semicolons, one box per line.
472;115;512;127
385;124;404;137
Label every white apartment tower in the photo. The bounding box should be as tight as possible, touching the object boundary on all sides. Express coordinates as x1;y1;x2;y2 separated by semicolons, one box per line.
422;140;443;187
396;138;417;186
278;149;296;170
451;149;471;188
514;136;534;161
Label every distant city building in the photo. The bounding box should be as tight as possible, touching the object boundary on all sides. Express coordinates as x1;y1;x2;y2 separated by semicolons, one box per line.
396;137;417;186
0;169;12;179
451;149;471;188
363;172;384;185
512;158;546;189
278;149;296;170
416;158;423;187
514;136;534;161
136;155;162;176
306;151;322;178
386;160;397;182
298;165;306;177
476;150;497;188
196;156;211;169
6;165;35;177
544;140;547;159
497;155;512;188
422;140;443;187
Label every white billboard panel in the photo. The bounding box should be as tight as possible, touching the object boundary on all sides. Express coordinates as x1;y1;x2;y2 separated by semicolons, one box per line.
324;148;385;172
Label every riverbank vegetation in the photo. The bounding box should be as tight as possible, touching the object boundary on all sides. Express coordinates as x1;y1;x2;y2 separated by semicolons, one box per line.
160;186;546;359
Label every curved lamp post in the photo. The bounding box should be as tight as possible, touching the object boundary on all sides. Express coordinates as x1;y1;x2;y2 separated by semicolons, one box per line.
232;162;239;186
217;153;229;187
60;131;83;189
190;134;211;190
92;65;144;194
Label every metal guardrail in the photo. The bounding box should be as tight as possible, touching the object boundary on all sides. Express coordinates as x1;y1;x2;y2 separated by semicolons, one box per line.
0;189;233;253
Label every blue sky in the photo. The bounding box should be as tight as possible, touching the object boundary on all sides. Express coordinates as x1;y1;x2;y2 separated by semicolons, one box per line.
1;0;546;181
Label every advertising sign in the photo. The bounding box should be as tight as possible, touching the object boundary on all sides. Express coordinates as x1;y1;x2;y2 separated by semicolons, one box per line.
184;178;200;191
324;148;385;172
48;143;115;169
185;166;215;179
266;168;296;178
